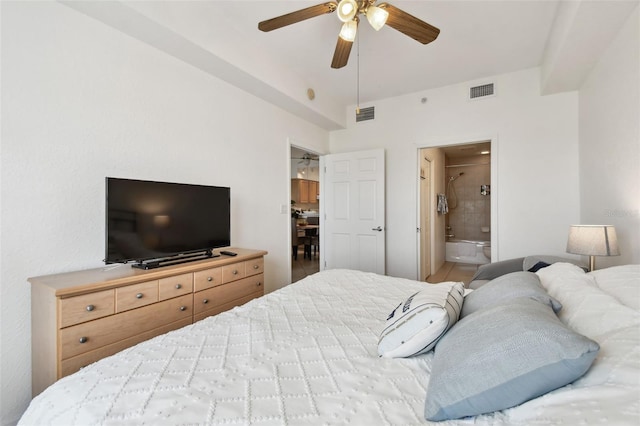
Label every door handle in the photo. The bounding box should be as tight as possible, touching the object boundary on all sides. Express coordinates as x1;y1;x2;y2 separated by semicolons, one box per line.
372;226;383;232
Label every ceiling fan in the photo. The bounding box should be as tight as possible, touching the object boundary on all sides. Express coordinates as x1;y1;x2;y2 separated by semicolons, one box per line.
258;0;440;69
293;153;320;165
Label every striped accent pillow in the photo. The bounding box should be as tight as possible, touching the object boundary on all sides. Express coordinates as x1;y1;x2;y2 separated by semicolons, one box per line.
378;282;465;358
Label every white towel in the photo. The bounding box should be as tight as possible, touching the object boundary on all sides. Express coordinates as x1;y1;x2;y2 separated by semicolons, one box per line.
437;194;449;214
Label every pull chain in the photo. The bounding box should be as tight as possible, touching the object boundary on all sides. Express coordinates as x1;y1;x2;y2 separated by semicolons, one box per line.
356;31;360;115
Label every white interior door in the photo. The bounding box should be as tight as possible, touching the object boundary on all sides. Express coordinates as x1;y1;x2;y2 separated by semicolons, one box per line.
321;149;385;274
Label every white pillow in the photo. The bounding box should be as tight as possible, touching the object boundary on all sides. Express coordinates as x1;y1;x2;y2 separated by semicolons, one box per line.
588;265;640;311
378;281;464;358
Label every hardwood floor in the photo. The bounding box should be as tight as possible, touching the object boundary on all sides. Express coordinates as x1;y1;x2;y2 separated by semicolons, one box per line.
291;246;320;283
427;261;479;286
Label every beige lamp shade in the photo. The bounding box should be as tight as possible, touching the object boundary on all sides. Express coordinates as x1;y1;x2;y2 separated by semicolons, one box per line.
566;225;619;271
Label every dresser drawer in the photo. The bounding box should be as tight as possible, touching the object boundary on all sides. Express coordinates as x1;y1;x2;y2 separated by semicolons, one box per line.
59;289;115;328
222;262;246;283
60;317;192;378
245;258;264;276
159;273;193;301
194;274;263;315
193;293;261;323
116;280;159;313
60;293;193;360
193;266;222;291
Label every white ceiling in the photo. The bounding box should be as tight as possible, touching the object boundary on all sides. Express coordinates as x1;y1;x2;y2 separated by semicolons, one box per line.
66;0;638;129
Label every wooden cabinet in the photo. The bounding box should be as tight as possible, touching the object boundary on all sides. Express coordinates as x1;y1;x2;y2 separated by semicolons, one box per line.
30;248;267;396
309;180;318;202
291;178;319;203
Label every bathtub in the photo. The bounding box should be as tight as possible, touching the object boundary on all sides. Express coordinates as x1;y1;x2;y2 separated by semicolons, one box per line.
445;240;491;264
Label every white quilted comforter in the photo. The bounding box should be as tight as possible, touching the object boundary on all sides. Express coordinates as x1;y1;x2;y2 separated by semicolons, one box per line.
20;266;640;425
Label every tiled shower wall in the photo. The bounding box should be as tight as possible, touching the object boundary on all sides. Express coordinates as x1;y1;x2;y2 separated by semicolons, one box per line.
445;155;491;242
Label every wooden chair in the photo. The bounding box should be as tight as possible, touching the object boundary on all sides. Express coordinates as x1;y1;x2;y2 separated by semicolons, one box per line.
306;216;319;258
291;218;300;260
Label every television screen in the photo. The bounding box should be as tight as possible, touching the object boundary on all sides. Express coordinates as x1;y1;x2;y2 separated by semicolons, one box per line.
105;178;230;265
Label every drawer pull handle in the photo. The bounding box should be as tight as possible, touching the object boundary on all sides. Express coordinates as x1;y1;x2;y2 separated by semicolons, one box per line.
179;306;187;311
232;270;238;275
253;265;259;270
203;299;209;304
136;293;143;299
207;277;213;282
175;284;182;289
79;337;88;344
257;282;262;287
86;304;95;312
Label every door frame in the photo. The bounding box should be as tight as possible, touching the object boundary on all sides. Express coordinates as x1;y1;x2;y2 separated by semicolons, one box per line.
416;136;499;279
418;154;432;281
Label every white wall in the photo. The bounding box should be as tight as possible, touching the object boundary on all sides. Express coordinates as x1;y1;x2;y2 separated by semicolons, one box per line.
578;5;640;267
330;68;581;279
0;2;328;424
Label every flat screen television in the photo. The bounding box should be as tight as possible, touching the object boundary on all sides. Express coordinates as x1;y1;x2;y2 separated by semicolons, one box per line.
105;177;230;268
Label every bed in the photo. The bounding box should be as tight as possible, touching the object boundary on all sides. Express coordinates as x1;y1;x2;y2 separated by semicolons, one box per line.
20;264;640;425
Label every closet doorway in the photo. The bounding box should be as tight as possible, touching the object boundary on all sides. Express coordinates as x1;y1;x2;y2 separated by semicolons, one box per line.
291;146;321;282
419;141;494;285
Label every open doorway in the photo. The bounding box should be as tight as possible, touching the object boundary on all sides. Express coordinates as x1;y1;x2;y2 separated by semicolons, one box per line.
291;146;321;282
419;141;494;286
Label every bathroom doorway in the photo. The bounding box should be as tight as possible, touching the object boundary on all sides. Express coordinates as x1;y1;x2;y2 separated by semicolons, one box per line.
419;141;494;285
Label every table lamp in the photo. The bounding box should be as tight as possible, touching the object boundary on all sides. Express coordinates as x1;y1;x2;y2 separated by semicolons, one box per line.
566;225;619;271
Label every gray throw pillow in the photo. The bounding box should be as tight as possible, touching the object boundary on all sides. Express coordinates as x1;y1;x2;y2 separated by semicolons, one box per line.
469;257;525;282
424;298;600;421
461;271;562;318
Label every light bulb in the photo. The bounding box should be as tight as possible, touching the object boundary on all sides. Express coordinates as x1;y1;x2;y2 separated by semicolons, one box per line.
339;20;358;42
337;0;358;22
366;5;388;31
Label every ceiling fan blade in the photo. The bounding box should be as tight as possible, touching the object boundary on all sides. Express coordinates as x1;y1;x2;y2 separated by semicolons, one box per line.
331;35;353;69
258;2;337;32
379;3;440;44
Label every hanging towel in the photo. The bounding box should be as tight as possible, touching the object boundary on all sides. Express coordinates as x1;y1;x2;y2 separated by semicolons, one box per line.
437;194;449;214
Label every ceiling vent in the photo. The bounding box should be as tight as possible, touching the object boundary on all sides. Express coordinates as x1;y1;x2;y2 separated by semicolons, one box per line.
469;83;495;100
356;106;375;122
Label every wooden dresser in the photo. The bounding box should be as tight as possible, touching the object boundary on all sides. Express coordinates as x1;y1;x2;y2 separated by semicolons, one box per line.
29;248;267;396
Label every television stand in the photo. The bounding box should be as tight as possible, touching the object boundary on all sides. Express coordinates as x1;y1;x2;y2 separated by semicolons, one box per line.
132;250;219;270
29;248;267;396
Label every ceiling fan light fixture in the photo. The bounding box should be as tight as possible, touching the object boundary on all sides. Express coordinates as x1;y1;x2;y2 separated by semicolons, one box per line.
366;5;388;31
337;0;358;22
339;20;358;42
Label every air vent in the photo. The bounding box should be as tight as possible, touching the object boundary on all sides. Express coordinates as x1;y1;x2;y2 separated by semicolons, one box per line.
469;83;495;99
356;106;375;122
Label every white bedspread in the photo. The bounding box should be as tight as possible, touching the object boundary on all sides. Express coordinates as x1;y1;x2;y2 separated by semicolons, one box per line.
19;267;640;425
